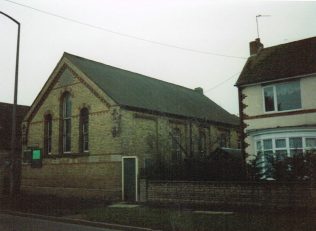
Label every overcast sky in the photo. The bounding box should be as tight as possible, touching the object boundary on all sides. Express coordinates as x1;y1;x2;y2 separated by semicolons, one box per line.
1;0;316;115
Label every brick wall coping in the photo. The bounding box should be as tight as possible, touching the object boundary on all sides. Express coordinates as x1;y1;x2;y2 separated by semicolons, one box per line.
143;179;314;187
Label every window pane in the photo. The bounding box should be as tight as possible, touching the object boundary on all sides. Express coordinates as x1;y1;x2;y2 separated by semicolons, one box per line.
84;140;89;151
263;139;272;150
289;137;302;148
256;141;262;151
62;93;72;153
65;135;71;151
48;120;52;153
264;87;275;111
290;149;303;156
172;129;181;161
275;139;286;148
64;94;72;117
80;108;89;152
306;138;316;148
64;119;71;152
199;132;206;155
44;115;52;155
275;150;287;160
276;81;301;111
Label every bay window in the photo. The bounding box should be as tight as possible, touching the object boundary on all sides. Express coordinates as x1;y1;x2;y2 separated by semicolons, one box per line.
256;136;316;157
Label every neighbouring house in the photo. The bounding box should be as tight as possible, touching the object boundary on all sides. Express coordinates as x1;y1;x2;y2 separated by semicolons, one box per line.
236;37;316;173
21;52;239;201
0;102;29;193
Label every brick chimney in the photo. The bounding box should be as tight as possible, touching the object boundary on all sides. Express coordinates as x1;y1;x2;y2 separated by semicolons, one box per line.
249;38;264;55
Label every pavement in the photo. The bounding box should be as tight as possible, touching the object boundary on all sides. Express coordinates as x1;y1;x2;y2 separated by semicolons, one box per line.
0;210;158;231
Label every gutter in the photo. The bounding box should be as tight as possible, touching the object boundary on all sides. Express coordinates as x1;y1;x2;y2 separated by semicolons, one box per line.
236;72;316;88
121;105;239;128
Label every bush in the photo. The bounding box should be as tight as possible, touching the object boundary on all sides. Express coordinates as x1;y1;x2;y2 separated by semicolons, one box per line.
249;150;316;181
140;152;246;181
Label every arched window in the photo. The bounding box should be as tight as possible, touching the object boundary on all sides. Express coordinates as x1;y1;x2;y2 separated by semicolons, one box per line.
44;114;52;156
79;108;89;152
62;93;72;153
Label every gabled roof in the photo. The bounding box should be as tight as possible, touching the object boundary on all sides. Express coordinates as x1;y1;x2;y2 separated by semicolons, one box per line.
0;102;29;151
64;53;239;126
236;37;316;86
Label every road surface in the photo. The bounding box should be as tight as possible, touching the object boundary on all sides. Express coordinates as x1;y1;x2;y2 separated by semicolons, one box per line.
0;213;118;231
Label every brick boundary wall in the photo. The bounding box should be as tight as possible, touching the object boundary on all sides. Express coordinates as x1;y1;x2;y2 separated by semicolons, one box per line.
140;179;316;209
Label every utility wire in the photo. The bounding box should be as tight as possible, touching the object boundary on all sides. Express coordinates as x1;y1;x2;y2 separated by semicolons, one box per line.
204;72;240;92
3;0;247;60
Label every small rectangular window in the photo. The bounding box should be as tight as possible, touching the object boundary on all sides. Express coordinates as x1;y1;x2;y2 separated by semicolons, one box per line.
289;137;303;156
289;137;302;148
306;138;316;148
276;82;301;111
263;81;301;112
264;86;275;112
263;139;272;150
263;150;273;156
275;139;286;148
256;141;262;150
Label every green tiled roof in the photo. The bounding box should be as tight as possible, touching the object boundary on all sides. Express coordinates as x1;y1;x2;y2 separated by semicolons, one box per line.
65;53;239;126
236;37;316;86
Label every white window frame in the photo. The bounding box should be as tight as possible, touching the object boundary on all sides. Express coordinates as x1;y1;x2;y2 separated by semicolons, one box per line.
255;134;316;157
262;80;302;113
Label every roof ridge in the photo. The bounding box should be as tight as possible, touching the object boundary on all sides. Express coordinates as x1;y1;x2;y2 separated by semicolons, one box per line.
63;52;239;125
261;36;316;51
64;52;202;94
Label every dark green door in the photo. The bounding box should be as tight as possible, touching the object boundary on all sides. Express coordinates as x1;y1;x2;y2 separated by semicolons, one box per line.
123;157;137;201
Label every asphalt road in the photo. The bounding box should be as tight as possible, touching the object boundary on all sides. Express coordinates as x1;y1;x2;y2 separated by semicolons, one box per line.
0;213;118;231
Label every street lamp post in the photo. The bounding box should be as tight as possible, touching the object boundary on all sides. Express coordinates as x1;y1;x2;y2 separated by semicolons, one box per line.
0;11;20;196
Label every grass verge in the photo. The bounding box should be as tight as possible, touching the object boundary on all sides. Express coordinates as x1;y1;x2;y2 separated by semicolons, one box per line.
83;205;316;231
1;194;315;231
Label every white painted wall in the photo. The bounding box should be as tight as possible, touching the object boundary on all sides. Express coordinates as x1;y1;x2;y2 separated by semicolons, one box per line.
242;74;316;161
